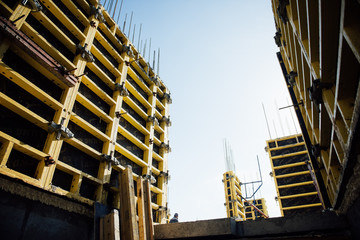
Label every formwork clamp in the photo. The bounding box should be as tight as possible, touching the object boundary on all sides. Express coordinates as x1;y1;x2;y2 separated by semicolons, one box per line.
76;43;95;62
308;79;333;112
48;121;74;140
160;142;171;152
162;93;172;104
101;154;120;165
121;45;135;58
143;174;156;184
160;170;170;182
90;5;106;23
274;29;282;47
114;82;129;97
22;0;43;11
150;76;161;86
160;116;172;127
287;71;297;87
147;115;158;125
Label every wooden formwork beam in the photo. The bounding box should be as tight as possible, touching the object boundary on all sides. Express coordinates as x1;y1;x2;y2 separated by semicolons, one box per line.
120;167;139;240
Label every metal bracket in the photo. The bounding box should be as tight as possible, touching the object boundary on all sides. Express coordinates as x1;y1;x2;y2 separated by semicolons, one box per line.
76;43;95;62
44;156;55;166
114;82;129;97
308;79;333;112
121;45;135;58
160;142;171;152
161;116;172;127
160;170;170;182
162;93;172;104
287;71;297;87
101;154;120;165
115;111;127;118
277;0;289;24
143;174;156;184
150;76;161;86
48;120;74;140
274;29;282;47
90;5;106;23
147;115;156;124
158;206;167;212
22;0;43;11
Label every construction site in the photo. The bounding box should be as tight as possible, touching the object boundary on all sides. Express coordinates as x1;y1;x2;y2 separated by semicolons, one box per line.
0;0;360;239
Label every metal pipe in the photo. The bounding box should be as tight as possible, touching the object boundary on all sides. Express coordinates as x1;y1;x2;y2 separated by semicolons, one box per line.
112;0;119;19
128;11;133;37
116;0;124;24
132;24;136;43
123;13;127;31
137;24;142;50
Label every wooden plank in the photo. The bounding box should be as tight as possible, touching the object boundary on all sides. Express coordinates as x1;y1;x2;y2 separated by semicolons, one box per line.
143;179;154;240
99;217;104;240
120;167;139;240
137;177;147;240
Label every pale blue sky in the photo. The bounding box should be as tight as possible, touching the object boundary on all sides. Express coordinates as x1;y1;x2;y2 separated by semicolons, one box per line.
101;0;300;221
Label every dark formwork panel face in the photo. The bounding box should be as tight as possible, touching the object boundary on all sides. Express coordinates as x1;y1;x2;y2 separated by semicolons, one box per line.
0;189;93;240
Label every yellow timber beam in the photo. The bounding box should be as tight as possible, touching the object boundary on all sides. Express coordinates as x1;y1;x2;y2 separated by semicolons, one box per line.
275;170;311;178
81;75;116;107
86;62;115;90
114;143;147;168
76;93;113;124
30;11;76;54
39;0;86;42
90;45;121;78
273;161;307;170
69;114;110;142
118;125;149;151
0;92;49;131
282;203;323;211
279;191;319;199
0;61;63;111
21;23;75;71
61;0;88;27
277;181;315;189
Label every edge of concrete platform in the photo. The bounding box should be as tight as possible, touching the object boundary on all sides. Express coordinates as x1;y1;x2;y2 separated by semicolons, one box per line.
154;211;350;239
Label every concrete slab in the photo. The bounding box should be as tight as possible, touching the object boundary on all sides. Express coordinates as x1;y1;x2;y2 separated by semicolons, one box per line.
154;211;351;239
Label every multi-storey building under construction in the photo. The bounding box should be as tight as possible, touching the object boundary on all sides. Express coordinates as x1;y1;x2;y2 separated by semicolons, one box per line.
272;0;360;233
267;134;323;217
0;0;171;238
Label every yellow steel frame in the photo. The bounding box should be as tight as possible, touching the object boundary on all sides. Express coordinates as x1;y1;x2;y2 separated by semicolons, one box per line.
0;0;171;223
271;0;360;208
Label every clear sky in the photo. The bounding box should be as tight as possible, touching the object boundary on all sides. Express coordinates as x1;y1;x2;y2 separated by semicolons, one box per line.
101;0;300;221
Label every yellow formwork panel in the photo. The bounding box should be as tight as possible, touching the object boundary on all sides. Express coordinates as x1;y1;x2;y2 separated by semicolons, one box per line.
271;0;360;210
266;134;323;217
223;171;245;220
0;0;171;224
244;198;268;221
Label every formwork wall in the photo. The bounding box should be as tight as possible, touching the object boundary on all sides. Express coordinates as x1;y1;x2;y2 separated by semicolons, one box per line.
271;0;360;211
267;134;323;217
244;198;268;220
223;171;245;220
0;0;171;224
